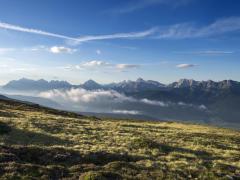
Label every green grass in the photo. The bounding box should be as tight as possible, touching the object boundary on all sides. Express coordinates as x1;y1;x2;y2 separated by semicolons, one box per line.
0;99;239;179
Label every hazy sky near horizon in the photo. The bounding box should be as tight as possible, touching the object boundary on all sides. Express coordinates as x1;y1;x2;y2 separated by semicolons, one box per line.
0;0;240;84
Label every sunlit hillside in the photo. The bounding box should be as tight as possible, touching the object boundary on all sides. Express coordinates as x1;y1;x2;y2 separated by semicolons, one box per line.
0;98;239;179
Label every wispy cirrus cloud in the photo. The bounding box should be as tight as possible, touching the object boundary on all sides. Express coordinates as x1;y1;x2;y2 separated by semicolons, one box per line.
70;28;156;45
174;50;234;55
0;22;75;40
176;64;197;69
157;17;240;39
0;21;156;44
110;0;194;14
1;16;239;45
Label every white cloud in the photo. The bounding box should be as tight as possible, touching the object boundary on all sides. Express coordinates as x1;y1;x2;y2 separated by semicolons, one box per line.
178;102;187;106
176;64;197;69
112;110;141;115
39;88;207;113
81;60;110;68
116;64;140;70
140;98;168;107
39;88;143;112
177;102;207;111
49;46;76;54
198;105;207;110
64;60;140;72
39;88;170;108
157;17;240;39
96;49;101;55
39;88;132;103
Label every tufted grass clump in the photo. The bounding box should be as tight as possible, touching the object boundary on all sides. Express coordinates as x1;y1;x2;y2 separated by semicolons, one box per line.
79;171;122;180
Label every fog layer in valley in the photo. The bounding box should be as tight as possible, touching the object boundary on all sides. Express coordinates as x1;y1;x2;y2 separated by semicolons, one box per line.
39;88;208;121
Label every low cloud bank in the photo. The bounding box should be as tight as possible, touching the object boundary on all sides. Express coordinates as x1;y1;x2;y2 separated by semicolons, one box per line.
140;98;168;107
40;88;132;104
112;110;141;115
39;88;207;113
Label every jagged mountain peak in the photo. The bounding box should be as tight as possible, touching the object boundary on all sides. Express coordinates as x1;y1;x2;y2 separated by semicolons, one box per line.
136;77;144;82
83;79;99;85
81;79;102;90
108;78;165;92
169;79;199;88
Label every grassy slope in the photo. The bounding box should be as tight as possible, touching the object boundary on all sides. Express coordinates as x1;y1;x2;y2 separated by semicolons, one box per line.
0;99;239;179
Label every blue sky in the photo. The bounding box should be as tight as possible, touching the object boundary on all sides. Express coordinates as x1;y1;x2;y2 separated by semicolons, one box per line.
0;0;240;84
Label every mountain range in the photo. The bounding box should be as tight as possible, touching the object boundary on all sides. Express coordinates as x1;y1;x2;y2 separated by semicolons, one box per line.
1;77;240;127
3;77;240;93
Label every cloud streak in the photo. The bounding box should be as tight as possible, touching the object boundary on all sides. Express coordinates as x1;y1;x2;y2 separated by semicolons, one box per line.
174;50;234;55
140;98;168;107
0;22;75;40
112;110;141;115
71;28;156;45
116;64;140;70
176;64;197;69
157;17;240;39
1;17;239;44
110;0;194;14
0;21;155;44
